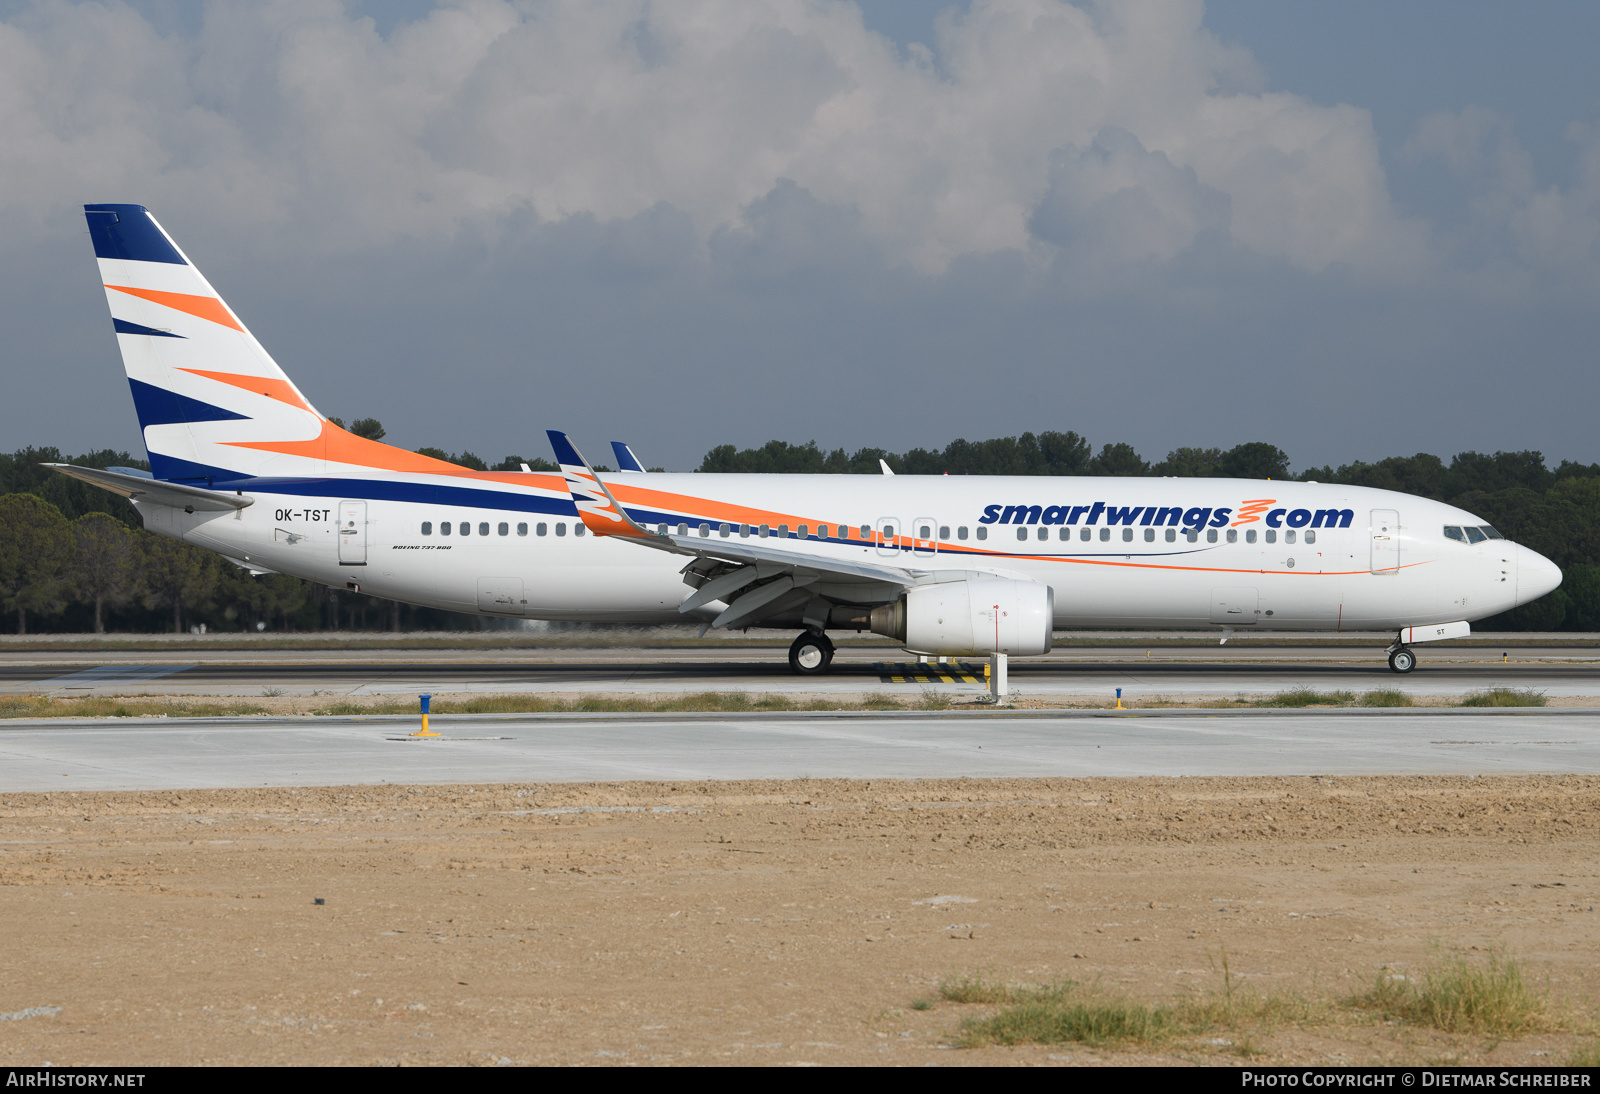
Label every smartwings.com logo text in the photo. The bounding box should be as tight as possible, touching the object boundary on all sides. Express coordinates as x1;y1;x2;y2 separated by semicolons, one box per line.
977;500;1355;530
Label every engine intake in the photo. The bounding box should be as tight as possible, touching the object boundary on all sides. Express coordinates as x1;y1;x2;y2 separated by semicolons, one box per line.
870;578;1053;656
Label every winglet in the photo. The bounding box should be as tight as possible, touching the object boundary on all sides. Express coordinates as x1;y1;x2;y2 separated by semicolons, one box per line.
547;430;657;539
611;441;646;473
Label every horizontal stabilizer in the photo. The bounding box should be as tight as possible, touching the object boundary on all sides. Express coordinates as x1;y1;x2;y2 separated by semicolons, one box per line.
45;464;253;512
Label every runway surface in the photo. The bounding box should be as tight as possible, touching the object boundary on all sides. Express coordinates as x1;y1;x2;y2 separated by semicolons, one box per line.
1;708;1594;791
1;645;1597;700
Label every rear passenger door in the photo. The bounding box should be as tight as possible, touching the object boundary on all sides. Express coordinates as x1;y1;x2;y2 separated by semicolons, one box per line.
338;500;367;565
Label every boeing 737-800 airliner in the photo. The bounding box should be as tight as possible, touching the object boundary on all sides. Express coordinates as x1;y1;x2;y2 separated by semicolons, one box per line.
51;205;1563;674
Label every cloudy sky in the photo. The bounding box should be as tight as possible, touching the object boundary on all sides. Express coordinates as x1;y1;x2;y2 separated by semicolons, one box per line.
4;0;1598;472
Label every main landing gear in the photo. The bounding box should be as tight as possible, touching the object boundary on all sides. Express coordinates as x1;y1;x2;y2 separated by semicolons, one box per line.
789;631;835;675
1387;645;1417;674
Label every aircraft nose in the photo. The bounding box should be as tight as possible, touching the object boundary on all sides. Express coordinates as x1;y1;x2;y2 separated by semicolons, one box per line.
1516;545;1563;605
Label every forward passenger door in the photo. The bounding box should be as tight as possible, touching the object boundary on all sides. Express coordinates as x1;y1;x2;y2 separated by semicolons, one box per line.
1370;509;1400;574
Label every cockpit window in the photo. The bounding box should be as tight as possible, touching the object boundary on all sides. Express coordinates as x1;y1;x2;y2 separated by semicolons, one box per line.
1443;526;1466;542
1464;526;1487;544
1481;525;1504;539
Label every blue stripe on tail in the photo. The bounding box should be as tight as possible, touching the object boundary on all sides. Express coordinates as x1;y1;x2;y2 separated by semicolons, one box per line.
127;378;249;429
113;318;185;338
85;204;186;265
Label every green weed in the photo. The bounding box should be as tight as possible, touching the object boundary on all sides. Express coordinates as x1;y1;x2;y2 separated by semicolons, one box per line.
1351;951;1552;1036
1253;687;1355;708
1359;689;1415;707
961;997;1170;1048
1459;688;1547;707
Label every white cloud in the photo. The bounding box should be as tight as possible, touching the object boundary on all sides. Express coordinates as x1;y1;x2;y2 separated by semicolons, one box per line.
0;0;1428;275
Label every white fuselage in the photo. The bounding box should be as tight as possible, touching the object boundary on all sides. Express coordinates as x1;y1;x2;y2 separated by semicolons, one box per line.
140;473;1556;632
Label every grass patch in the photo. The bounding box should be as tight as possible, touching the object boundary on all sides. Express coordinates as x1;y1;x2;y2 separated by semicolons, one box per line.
1359;688;1415;707
945;959;1328;1051
938;975;1073;1006
1351;951;1552;1036
0;695;270;719
1459;688;1547;708
1;691;933;719
1253;687;1355;708
961;997;1171;1048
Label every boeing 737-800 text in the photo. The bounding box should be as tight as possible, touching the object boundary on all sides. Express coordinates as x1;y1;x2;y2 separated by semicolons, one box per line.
52;205;1563;674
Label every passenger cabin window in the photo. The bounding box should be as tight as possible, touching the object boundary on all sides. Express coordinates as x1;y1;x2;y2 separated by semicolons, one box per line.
556;523;567;537
720;523;731;537
1099;528;1110;542
1144;528;1155;542
1038;527;1049;541
958;527;968;540
919;525;931;539
1058;528;1070;541
1285;530;1296;544
1246;529;1256;543
779;524;790;538
1016;527;1027;542
1206;529;1217;543
859;525;871;539
939;525;949;539
976;527;987;541
699;523;710;537
1465;526;1487;544
1226;529;1237;543
1186;530;1198;543
1265;529;1276;543
517;523;528;536
740;524;751;537
479;522;490;537
1123;528;1134;542
498;522;509;536
819;525;830;539
1165;529;1176;543
421;522;432;535
800;525;810;538
678;523;688;536
440;521;451;536
1305;530;1316;544
537;523;548;536
574;524;586;537
1080;528;1091;542
459;522;470;536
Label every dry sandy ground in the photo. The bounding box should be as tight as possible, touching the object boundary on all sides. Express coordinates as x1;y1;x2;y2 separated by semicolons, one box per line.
0;776;1596;1067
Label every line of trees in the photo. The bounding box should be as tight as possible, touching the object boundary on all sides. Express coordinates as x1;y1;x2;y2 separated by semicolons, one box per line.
3;430;1596;633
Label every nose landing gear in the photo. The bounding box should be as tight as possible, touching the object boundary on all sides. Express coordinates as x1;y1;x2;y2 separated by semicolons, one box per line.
1387;646;1416;674
789;631;835;675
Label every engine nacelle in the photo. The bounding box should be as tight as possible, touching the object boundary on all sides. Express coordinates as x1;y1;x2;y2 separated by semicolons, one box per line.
869;578;1054;656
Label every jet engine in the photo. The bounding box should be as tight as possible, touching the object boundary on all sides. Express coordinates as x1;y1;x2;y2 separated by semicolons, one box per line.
869;578;1054;656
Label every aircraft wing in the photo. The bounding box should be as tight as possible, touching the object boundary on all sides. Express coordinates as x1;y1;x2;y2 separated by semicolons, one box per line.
547;431;937;628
